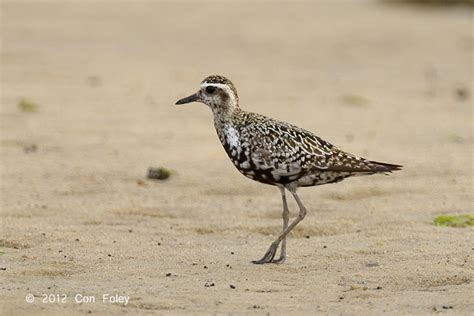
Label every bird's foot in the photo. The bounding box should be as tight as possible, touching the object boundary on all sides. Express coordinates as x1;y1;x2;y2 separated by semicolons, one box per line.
252;242;279;264
271;255;286;264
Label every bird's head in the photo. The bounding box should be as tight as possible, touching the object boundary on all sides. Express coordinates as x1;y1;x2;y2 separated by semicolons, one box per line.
176;75;239;112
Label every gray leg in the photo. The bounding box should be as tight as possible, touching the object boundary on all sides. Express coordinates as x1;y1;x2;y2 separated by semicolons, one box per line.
253;187;307;264
271;187;289;263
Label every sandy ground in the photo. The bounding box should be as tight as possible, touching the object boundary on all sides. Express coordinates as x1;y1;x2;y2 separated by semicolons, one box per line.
1;0;473;314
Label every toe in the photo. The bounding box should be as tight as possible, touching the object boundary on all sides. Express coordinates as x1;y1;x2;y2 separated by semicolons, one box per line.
271;256;286;264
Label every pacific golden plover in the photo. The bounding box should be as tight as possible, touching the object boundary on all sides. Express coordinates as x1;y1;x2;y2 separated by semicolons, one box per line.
176;75;401;264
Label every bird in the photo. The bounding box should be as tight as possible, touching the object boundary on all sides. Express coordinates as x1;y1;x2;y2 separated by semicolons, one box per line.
176;75;401;264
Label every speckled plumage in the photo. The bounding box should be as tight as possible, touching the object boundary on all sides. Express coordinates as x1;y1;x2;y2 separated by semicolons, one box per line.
216;109;401;188
176;75;401;264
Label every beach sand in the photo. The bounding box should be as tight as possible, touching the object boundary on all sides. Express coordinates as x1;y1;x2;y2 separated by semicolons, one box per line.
1;0;473;314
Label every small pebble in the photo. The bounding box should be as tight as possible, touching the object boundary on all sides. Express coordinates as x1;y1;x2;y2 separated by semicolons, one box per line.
23;144;38;154
455;87;469;101
85;75;102;87
147;167;171;180
230;284;236;289
165;273;172;277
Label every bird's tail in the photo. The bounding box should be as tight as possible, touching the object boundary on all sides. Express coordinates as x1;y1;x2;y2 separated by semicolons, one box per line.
369;161;403;173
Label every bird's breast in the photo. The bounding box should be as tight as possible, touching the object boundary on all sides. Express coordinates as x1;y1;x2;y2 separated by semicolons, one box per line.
217;125;287;185
219;125;244;162
218;125;256;174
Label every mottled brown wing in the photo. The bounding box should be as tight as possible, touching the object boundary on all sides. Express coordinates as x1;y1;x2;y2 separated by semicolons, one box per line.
247;119;401;175
246;121;334;177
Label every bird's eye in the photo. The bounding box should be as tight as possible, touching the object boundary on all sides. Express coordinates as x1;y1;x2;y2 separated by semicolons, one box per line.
205;86;216;94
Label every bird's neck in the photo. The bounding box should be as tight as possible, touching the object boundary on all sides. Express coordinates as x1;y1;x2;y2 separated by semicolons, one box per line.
212;103;240;130
212;106;243;153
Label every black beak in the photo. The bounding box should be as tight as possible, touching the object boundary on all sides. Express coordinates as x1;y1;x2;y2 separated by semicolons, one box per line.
176;92;200;105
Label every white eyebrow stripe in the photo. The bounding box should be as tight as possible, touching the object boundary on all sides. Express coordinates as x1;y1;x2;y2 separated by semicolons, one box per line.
201;83;235;97
200;83;229;89
201;83;238;105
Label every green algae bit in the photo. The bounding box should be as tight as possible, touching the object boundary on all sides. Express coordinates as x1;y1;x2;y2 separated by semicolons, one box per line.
18;98;39;112
434;215;474;228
